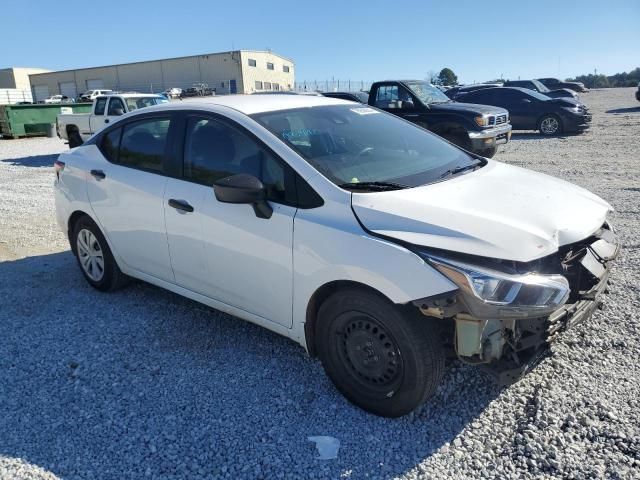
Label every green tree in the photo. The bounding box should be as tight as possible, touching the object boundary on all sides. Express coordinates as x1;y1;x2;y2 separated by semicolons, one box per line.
438;68;458;86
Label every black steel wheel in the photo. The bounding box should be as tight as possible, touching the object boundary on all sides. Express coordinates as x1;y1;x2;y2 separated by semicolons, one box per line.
316;288;445;417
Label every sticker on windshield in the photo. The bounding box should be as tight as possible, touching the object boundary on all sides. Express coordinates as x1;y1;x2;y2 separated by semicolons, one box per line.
350;107;378;115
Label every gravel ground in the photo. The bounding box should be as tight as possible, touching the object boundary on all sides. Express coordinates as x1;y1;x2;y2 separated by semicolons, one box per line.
0;88;638;480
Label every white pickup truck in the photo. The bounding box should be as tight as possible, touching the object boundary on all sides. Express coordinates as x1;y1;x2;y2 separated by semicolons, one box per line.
57;94;168;147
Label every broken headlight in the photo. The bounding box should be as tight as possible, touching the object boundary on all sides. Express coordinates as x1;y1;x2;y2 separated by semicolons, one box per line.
423;254;570;315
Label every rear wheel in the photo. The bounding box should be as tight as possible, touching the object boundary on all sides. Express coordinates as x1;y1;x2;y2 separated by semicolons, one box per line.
316;288;445;417
72;216;128;291
68;128;83;148
538;114;562;136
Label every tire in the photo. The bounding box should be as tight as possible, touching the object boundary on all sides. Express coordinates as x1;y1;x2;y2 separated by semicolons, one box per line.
68;129;83;148
538;114;563;136
444;131;472;151
72;215;128;291
480;146;497;158
315;288;445;417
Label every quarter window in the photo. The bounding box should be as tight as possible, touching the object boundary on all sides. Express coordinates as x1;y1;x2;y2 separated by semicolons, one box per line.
183;117;293;204
248;58;257;67
118;118;170;173
267;62;274;70
99;127;121;162
94;97;107;116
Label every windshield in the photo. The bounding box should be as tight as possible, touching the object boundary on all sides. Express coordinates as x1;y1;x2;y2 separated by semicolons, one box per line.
125;96;168;111
252;105;475;189
531;79;549;92
406;81;451;104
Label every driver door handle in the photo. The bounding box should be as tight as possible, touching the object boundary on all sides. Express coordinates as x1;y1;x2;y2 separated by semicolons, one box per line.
168;199;194;213
104;119;109;123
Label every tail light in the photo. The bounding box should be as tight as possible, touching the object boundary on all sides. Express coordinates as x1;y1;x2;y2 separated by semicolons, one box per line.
54;159;65;180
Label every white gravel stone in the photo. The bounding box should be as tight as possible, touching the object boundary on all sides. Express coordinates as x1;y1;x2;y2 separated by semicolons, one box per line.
0;88;638;479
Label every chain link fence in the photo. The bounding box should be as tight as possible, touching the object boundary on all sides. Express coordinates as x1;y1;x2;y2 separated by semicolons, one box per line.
293;80;374;93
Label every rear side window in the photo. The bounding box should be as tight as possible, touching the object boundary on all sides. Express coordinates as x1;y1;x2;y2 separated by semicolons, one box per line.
99;127;121;162
118;118;170;173
108;98;125;116
183;116;295;204
94;97;107;116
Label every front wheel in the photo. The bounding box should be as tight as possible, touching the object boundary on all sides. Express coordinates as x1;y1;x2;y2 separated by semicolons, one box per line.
480;146;497;158
538;114;563;136
316;288;445;417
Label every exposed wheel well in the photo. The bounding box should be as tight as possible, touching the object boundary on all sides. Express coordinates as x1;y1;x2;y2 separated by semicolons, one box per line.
304;280;395;357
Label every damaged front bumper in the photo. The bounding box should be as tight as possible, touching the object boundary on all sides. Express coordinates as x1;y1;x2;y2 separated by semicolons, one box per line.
415;224;619;385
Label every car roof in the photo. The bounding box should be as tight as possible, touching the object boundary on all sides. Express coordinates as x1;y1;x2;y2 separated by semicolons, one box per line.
101;93;163;98
166;94;351;114
466;86;533;95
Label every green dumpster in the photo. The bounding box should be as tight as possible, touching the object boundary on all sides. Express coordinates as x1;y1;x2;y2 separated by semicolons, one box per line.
0;103;92;139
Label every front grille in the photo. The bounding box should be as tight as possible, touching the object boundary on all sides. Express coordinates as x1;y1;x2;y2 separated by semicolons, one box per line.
495;114;508;125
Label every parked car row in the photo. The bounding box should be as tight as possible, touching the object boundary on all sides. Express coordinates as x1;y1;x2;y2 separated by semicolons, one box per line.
54;93;618;417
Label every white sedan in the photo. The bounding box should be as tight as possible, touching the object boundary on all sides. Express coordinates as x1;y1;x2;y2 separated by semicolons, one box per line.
54;95;618;417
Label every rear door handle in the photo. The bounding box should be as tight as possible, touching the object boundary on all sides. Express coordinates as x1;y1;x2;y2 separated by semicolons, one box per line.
104;119;109;123
168;199;194;213
90;169;106;180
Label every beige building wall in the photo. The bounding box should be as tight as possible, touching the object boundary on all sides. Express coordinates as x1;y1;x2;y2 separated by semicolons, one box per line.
239;51;295;93
27;50;294;99
0;68;49;90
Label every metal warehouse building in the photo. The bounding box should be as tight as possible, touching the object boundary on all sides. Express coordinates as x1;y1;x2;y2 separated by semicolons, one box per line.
28;50;295;101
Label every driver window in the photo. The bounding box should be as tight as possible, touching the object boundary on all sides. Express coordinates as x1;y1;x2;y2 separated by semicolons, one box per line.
107;98;125;116
375;85;399;108
94;97;107;116
183;117;294;204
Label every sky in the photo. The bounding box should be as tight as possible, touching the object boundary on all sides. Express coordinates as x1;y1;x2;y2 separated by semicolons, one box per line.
3;0;639;85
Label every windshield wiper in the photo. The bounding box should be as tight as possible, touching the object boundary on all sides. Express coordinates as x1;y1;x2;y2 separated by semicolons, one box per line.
338;181;408;191
439;161;484;179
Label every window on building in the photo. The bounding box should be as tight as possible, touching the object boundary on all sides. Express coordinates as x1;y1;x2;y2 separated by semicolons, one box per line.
267;62;274;70
182;116;294;204
255;81;263;90
273;84;280;91
283;65;290;73
118;118;170;173
264;82;272;90
248;59;257;67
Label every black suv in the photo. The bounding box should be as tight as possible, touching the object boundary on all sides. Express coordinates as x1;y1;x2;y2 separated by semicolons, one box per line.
460;87;591;136
504;80;577;100
367;80;512;158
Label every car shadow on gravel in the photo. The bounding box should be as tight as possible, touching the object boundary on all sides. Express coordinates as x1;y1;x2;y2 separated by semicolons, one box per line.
606;106;640;114
0;251;502;479
0;153;60;167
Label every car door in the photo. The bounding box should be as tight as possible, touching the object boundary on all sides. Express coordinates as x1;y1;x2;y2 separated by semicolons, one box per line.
86;114;176;282
88;96;108;134
105;97;126;127
491;90;532;129
163;113;297;327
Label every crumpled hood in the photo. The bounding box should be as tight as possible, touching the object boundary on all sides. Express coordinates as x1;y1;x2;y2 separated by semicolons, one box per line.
351;161;612;262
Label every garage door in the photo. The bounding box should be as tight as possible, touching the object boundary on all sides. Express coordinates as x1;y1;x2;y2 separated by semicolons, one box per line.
59;81;77;100
33;85;49;102
86;79;104;90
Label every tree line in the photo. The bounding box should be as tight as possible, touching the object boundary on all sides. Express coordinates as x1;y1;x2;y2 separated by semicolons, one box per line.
568;67;640;88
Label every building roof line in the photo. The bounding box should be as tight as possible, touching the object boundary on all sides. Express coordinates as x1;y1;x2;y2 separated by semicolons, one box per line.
28;50;294;77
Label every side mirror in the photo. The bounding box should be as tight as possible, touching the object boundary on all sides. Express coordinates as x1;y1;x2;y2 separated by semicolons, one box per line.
213;174;273;219
401;100;414;109
113;108;125;116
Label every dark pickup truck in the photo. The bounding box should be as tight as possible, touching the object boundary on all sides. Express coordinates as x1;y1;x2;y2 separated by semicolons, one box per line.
367;80;512;158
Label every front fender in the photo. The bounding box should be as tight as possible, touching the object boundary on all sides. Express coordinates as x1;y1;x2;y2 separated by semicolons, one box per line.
291;199;457;348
